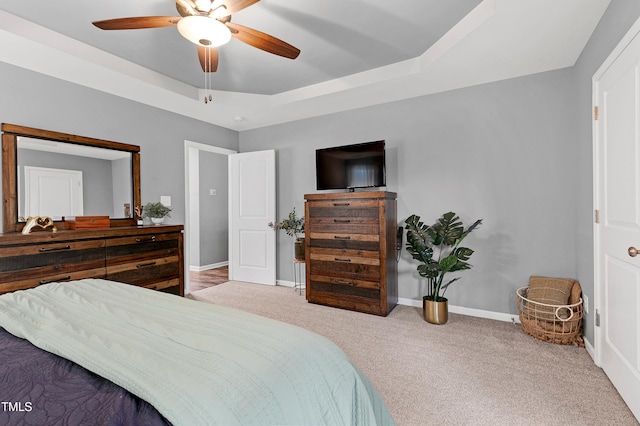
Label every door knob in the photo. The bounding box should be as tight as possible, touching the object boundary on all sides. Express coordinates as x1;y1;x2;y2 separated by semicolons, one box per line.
629;247;639;257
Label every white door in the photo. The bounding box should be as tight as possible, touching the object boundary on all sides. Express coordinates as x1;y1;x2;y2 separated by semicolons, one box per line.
24;166;83;218
229;150;276;285
594;24;640;421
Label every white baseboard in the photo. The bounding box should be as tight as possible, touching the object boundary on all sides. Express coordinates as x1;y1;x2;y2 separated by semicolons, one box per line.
189;261;228;272
397;297;521;324
277;280;306;290
584;337;595;361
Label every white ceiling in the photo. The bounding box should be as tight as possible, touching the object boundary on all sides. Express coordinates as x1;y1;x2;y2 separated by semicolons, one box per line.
0;0;611;131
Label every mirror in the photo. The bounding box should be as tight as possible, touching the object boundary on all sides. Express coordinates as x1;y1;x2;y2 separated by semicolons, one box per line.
2;124;141;233
18;137;133;220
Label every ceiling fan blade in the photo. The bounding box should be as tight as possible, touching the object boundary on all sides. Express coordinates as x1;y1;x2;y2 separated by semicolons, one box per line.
198;46;219;72
226;22;300;59
92;16;180;30
215;0;260;18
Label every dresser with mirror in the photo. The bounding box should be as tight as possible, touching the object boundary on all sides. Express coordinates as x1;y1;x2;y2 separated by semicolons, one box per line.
0;124;184;295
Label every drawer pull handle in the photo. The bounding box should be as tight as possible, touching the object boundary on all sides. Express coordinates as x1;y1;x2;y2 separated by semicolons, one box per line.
39;276;71;285
333;219;351;223
333;203;351;206
335;280;354;286
334;236;351;240
136;261;157;268
135;236;156;243
334;257;351;262
39;245;71;253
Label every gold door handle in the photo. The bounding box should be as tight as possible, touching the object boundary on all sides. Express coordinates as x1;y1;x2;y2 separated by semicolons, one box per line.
629;247;638;257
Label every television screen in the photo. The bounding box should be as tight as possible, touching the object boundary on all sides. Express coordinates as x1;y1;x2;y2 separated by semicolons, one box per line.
316;141;386;190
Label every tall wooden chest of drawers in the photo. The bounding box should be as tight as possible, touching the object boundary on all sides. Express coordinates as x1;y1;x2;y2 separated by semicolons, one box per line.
304;192;398;316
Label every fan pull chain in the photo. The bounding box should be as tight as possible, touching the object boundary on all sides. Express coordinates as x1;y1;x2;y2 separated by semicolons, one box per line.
204;47;208;104
203;48;213;104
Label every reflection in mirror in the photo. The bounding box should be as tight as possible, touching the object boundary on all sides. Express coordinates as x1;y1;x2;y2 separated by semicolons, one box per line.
17;137;133;221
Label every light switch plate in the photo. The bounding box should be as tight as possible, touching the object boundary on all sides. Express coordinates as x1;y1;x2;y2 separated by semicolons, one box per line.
160;195;171;207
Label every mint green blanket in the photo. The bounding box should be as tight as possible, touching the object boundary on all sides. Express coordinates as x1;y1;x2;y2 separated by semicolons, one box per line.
0;279;395;425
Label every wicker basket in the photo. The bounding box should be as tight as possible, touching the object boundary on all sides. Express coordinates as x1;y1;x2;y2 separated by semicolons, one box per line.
516;286;584;346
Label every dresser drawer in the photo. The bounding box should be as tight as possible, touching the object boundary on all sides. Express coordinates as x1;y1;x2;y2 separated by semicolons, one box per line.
308;233;379;251
0;240;106;272
309;247;379;264
106;255;180;288
0;240;105;294
309;248;380;281
309;201;378;229
307;199;378;213
106;233;180;265
306;289;383;315
309;273;379;295
307;217;378;235
0;267;106;294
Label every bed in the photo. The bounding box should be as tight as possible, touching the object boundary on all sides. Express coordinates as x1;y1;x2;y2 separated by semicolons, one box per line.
0;279;395;425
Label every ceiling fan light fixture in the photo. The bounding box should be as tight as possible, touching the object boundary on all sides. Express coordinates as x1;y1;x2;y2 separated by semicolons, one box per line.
177;15;231;47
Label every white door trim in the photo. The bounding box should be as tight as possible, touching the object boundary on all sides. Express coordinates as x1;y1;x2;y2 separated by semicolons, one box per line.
183;140;236;294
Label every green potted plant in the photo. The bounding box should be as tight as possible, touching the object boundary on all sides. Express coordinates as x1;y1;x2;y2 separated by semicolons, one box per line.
404;211;482;324
269;207;305;260
143;202;172;225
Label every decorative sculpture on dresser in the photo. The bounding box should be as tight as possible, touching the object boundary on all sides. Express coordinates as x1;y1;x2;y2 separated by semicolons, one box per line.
19;216;57;234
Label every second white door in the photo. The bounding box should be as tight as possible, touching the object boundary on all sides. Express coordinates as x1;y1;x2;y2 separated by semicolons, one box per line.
229;150;276;285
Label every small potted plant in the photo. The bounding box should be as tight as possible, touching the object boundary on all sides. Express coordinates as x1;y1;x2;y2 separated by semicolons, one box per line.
269;207;305;260
404;211;482;324
143;202;172;225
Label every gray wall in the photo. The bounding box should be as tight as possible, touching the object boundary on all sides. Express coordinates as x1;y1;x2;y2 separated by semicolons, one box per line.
199;150;228;266
241;68;579;315
0;61;239;229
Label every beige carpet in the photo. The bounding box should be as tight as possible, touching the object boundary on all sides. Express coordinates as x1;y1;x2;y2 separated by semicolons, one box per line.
190;281;638;426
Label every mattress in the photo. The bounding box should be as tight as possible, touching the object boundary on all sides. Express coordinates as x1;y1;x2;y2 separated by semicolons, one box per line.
0;279;395;425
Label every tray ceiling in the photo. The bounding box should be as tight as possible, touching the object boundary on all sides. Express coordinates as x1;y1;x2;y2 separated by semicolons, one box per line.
0;1;611;130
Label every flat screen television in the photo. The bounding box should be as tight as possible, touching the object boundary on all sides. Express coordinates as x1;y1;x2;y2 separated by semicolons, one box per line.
316;140;386;191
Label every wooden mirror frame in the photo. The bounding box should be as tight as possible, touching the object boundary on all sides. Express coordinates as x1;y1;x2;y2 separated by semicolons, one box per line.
1;123;141;233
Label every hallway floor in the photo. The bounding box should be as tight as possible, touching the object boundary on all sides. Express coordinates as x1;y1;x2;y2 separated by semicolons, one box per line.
189;266;228;292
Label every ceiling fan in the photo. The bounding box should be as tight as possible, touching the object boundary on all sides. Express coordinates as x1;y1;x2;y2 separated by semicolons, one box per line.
92;0;300;73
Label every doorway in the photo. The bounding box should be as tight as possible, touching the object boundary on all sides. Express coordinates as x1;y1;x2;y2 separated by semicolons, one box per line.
184;140;236;294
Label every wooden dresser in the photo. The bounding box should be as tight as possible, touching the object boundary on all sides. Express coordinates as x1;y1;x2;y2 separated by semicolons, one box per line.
304;191;398;316
0;225;184;296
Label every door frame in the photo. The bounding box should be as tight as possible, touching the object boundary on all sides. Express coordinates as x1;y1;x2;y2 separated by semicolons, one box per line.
183;140;236;294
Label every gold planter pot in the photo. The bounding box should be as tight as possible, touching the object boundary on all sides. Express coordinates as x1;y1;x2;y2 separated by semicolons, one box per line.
423;296;448;324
